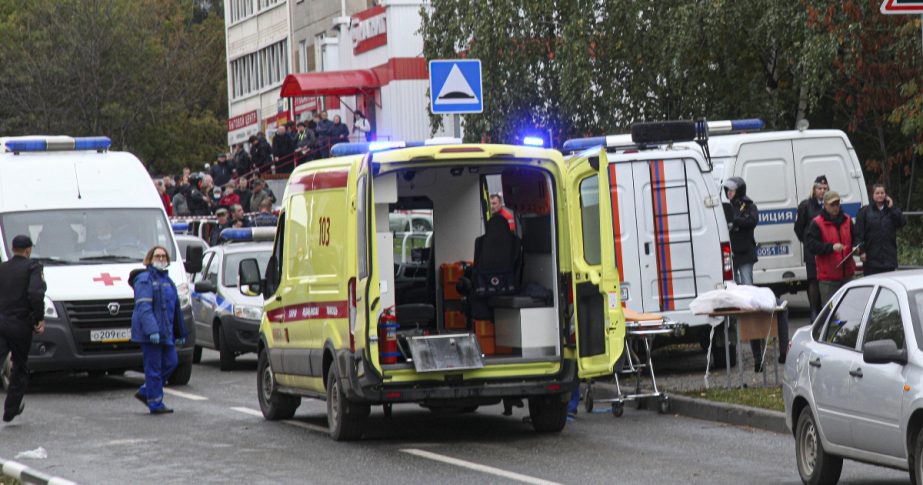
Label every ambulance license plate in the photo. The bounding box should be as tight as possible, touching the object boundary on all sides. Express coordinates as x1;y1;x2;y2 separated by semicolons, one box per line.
90;328;131;343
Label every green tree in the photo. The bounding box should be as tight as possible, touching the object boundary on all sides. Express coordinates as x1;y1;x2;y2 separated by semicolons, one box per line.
0;0;227;174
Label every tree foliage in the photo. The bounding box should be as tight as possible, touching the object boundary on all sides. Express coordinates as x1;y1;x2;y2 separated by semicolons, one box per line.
0;0;227;174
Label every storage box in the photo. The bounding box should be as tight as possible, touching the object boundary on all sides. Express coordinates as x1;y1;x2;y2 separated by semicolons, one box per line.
440;261;470;301
737;312;779;341
473;319;494;337
444;310;467;330
477;335;496;355
495;307;559;358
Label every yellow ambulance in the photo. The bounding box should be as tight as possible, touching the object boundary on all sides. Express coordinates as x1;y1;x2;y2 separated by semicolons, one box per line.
237;141;624;440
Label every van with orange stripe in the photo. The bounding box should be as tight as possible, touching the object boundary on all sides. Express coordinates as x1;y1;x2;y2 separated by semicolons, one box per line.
564;121;736;353
237;142;624;440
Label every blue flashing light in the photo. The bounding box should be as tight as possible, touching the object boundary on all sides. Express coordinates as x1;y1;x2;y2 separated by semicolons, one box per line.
330;139;460;157
730;119;764;132
5;139;48;152
171;222;190;233
368;141;407;152
330;143;371;157
74;137;112;151
219;228;253;242
561;136;606;153
522;136;545;147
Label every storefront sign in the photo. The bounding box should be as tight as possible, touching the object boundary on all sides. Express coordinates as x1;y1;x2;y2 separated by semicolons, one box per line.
293;96;318;115
227;109;260;145
351;5;387;55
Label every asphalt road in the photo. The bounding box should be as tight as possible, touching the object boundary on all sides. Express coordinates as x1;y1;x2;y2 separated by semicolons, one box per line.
0;346;911;485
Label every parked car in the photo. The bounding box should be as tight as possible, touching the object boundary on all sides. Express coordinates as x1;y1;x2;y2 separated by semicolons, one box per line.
190;228;272;370
783;270;923;484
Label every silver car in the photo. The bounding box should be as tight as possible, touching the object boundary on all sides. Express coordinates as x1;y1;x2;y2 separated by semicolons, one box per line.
783;270;923;485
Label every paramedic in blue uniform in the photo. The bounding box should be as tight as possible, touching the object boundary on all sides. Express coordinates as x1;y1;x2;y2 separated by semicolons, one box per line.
130;246;188;414
0;235;46;423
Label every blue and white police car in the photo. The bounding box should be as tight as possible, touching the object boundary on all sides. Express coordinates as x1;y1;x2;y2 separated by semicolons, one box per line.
191;227;272;370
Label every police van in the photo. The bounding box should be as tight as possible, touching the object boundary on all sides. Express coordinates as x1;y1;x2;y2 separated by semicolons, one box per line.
564;121;734;347
237;141;624;440
190;227;273;370
0;136;200;387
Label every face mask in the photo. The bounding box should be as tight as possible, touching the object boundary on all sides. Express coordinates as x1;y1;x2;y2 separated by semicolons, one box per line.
153;261;169;271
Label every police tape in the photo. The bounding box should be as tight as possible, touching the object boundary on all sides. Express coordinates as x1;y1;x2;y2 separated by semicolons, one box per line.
1;456;78;485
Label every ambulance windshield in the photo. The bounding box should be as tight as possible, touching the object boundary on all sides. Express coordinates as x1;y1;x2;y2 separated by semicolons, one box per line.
0;208;176;264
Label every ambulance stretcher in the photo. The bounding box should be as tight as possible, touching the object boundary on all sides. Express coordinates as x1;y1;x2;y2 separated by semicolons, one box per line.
584;308;685;417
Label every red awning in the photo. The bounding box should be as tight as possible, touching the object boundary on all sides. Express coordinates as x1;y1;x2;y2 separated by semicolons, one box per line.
279;69;381;97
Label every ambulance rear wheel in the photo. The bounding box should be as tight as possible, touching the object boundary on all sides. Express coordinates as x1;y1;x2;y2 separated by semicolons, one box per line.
327;367;367;441
528;393;568;433
257;349;300;420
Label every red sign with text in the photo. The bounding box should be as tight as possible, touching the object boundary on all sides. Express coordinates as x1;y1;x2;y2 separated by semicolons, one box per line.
227;110;259;132
350;5;387;55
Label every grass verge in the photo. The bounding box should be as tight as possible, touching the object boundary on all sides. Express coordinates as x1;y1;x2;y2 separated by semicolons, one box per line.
683;385;784;412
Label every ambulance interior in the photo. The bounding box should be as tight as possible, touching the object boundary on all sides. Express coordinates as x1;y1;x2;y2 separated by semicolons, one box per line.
374;165;561;362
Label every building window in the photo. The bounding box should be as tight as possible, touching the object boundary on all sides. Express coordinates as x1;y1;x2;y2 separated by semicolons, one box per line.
230;39;289;100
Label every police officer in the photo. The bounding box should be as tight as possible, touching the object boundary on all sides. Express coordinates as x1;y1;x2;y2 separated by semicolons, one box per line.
0;235;46;423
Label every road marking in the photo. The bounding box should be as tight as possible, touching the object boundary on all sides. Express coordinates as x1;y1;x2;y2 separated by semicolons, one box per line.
230;407;263;418
163;388;208;401
230;406;328;434
400;448;563;485
283;419;328;434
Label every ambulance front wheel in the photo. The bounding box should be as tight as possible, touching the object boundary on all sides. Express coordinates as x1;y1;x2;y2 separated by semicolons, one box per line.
257;349;300;420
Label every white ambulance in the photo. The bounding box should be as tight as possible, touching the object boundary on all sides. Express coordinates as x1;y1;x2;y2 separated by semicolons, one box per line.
0;136;200;387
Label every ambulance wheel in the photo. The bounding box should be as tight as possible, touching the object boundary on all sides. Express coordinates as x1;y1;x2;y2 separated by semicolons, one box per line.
218;326;236;371
612;404;624;417
528;393;568;433
168;360;192;386
1;354;11;391
193;345;202;364
257;349;300;420
327;367;367;441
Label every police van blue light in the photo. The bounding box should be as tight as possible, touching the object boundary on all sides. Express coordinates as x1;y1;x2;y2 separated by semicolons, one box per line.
218;227;275;243
3;136;112;153
171;222;191;234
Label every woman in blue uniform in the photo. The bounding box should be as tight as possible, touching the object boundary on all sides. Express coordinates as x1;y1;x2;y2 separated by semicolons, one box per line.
130;246;187;414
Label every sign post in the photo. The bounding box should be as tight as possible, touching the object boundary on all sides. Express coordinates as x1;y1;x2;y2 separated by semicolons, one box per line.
429;59;484;139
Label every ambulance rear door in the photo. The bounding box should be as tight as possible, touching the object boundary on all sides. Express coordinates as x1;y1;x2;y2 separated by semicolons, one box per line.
569;149;625;379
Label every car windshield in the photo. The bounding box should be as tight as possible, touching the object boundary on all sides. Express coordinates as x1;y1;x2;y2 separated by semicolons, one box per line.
223;250;271;287
0;208;175;264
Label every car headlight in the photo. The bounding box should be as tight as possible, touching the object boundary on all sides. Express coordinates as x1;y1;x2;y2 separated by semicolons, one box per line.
234;305;263;321
44;296;59;320
177;282;192;308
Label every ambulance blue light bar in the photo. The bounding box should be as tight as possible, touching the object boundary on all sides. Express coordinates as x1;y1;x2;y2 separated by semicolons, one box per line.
4;136;112;153
330;138;462;157
171;222;190;233
561;118;765;153
219;227;276;243
522;136;545;147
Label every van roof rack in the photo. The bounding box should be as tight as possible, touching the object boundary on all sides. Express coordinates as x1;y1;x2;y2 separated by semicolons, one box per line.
561;119;764;154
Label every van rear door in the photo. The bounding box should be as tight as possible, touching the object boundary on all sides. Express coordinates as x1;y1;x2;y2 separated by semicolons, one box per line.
734;140;802;283
571;149;625;379
793;136;865;218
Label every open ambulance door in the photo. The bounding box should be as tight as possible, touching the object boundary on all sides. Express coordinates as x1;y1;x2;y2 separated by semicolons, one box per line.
355;154;380;361
573;149;626;379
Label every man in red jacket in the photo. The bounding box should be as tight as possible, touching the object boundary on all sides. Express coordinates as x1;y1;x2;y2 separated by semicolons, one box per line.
804;191;856;308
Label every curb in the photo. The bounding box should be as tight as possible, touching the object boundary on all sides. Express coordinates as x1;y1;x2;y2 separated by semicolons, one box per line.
1;456;77;485
667;394;788;434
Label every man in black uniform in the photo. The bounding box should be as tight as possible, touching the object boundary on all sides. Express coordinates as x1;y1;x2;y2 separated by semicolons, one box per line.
0;235;46;423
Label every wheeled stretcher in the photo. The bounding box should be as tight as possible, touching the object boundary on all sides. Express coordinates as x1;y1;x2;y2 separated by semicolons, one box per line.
584;308;686;417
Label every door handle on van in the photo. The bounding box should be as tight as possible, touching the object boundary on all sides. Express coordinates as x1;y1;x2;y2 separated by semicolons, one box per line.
588;271;601;285
849;368;863;378
644;243;651;255
809;357;821;368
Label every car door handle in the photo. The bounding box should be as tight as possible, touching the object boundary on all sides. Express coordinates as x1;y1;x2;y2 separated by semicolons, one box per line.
849;368;863;378
644;242;651;255
809;357;822;368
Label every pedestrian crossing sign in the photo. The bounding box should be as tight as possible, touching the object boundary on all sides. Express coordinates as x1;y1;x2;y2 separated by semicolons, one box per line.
429;59;483;114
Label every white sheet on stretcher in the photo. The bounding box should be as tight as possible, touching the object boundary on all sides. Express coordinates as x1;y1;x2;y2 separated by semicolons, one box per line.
689;282;777;315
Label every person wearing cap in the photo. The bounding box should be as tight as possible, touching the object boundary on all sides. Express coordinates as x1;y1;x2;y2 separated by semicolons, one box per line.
794;175;829;319
855;183;906;275
805;190;856;306
210;208;230;246
0;235;46;422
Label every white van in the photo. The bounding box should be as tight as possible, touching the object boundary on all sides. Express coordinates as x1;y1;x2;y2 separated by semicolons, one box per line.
564;122;733;346
703;126;869;291
0;136;199;386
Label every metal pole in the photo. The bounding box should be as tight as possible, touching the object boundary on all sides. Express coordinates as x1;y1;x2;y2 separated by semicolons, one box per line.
453;114;461;139
724;318;731;388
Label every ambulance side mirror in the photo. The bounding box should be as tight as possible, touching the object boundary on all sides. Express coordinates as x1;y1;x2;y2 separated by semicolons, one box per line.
184;246;203;274
238;258;262;297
